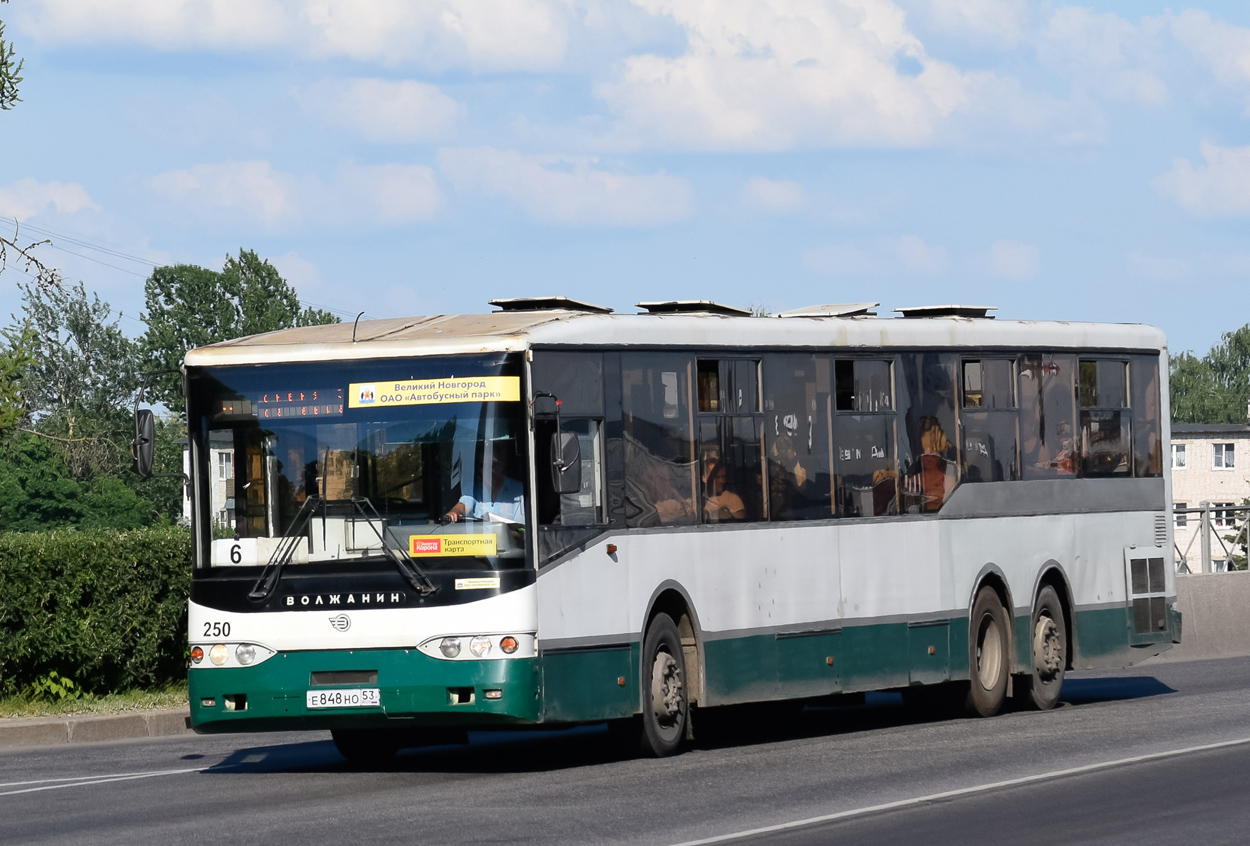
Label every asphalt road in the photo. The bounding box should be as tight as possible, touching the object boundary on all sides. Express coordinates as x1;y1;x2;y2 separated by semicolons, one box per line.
3;657;1250;846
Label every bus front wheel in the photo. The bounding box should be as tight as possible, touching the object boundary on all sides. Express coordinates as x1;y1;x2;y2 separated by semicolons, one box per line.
1016;585;1067;711
639;613;688;757
968;587;1010;717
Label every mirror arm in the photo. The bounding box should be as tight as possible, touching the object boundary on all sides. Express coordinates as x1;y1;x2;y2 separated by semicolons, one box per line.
534;390;570;471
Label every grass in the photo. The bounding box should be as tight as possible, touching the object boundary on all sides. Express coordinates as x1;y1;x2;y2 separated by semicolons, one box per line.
0;682;188;719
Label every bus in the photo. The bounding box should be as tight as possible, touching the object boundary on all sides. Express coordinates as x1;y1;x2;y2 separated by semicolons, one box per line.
149;298;1181;760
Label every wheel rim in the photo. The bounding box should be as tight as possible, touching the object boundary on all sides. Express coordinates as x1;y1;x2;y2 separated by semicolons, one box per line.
976;613;1003;691
1033;615;1062;683
650;649;683;728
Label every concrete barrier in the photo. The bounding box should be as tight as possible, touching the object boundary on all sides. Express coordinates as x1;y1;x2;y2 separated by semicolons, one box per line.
1148;571;1250;663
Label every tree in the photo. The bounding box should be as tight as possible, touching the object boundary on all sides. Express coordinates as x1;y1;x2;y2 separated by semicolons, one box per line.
1171;325;1250;424
140;249;338;411
0;0;23;112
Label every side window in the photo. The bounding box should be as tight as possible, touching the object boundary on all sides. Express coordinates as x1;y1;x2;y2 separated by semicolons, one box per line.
622;353;698;527
1018;354;1077;479
960;359;1019;483
834;359;897;517
696;358;764;523
1214;443;1235;470
535;418;604;526
1130;355;1163;478
762;354;834;520
1078;359;1131;478
897;353;959;511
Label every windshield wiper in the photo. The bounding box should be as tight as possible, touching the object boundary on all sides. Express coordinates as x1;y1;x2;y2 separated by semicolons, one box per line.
247;495;439;605
353;495;438;596
248;494;321;605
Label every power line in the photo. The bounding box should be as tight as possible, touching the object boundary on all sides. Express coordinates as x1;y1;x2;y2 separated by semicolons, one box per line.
10;221;163;268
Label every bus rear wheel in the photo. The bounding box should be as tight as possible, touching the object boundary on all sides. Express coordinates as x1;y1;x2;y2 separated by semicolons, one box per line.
967;587;1010;717
639;613;688;757
1016;585;1067;711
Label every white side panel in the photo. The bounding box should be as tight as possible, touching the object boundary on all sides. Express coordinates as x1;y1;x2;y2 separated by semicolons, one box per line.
189;583;538;653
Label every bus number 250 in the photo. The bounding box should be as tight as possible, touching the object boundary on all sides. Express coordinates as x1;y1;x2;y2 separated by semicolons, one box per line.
203;621;231;638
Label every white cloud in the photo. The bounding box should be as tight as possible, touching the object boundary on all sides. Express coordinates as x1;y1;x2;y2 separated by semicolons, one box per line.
148;161;297;223
982;239;1039;279
1154;142;1250;217
741;177;807;214
1037;8;1168;106
438;147;692;226
0;178;98;221
18;0;570;71
296;79;463;143
904;0;1029;48
802;244;875;276
1170;10;1250;93
147;160;441;226
896;235;947;273
1129;250;1250;281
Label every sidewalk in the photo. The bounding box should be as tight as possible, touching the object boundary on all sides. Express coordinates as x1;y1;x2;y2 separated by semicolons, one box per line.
0;708;193;750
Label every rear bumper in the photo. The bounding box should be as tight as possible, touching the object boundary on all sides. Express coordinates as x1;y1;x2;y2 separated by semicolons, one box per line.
189;648;541;733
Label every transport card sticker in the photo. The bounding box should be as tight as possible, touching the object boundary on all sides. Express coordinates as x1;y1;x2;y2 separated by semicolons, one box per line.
348;376;520;409
408;534;498;557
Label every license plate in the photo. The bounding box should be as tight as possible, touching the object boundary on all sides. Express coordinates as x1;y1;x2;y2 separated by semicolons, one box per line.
306;688;381;709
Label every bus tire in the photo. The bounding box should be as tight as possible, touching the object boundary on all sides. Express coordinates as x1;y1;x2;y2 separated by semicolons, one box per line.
639;613;688;757
1017;586;1067;711
967;587;1010;717
331;728;400;764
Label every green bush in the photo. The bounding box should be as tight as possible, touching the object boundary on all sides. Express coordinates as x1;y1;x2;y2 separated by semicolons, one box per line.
0;527;190;696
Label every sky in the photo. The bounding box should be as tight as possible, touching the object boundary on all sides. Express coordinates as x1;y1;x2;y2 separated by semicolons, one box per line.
2;0;1250;357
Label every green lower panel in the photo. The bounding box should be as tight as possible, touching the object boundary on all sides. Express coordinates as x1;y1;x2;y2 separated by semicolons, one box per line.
1072;605;1174;668
189;649;540;734
704;634;780;705
907;620;950;685
542;646;638;722
775;631;842;699
839;623;911;691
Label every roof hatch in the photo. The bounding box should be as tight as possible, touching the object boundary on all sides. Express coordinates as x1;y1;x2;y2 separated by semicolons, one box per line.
778;302;879;318
893;305;997;319
488;296;613;314
635;300;752;316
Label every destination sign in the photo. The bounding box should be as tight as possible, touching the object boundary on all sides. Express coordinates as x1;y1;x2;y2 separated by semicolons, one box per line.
348;377;520;409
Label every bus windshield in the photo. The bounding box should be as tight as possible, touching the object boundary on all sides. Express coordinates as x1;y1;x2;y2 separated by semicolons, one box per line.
188;354;529;571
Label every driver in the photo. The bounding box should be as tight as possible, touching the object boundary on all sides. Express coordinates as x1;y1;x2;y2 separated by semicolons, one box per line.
443;451;525;523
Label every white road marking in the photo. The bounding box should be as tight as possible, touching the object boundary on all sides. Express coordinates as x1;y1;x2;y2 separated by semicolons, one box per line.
0;766;223;797
669;735;1250;846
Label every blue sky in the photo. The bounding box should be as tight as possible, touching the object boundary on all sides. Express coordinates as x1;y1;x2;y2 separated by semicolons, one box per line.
2;0;1250;356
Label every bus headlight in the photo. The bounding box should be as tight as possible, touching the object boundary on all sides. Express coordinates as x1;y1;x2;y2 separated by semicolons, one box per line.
235;644;257;666
440;637;462;658
209;644;229;666
469;636;492;657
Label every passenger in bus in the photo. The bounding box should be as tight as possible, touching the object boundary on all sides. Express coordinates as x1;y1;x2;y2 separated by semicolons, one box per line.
918;416;956;510
702;458;746;522
769;434;819;519
444;451;526;523
1020;423;1076;476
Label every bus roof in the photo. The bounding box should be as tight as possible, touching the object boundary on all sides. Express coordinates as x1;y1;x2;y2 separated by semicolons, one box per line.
183;309;1168;367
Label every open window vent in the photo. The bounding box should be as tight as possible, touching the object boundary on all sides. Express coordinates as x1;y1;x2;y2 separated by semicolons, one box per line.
777;302;879;318
489;297;613;313
635;300;752;316
893;305;997;319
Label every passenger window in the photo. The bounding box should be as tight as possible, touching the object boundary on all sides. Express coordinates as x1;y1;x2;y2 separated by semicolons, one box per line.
960;359;1019;483
696;359;764;523
622;354;698;527
1130;356;1163;478
535;418;605;527
1078;359;1131;478
1019;354;1077;479
834;359;896;516
762;354;834;520
897;353;959;512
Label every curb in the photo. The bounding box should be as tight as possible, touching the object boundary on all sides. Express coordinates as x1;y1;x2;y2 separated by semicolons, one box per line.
0;708;193;750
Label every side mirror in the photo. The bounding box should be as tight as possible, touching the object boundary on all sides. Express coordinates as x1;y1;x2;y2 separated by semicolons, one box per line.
551;431;581;495
132;409;156;477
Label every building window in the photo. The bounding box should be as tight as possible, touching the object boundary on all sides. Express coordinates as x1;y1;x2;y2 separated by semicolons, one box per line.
1213;443;1235;469
1172;443;1187;470
1174;502;1187;528
1213;502;1236;528
216;451;234;480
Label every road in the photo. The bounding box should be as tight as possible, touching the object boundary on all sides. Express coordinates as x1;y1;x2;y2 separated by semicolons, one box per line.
3;657;1249;846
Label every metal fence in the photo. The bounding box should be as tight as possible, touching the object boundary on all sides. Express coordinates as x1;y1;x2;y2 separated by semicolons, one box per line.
1174;502;1250;574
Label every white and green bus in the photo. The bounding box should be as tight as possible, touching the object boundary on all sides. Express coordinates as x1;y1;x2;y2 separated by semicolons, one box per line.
162;298;1180;759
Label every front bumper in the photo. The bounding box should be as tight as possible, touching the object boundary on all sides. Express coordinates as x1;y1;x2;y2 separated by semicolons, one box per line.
189;648;541;733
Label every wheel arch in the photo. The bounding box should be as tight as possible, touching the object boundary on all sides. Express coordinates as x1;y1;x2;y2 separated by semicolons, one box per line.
641;580;704;708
